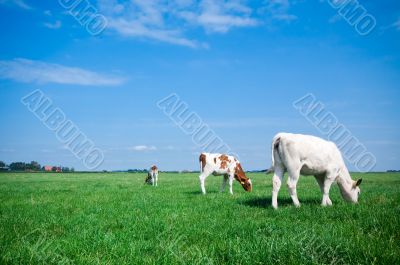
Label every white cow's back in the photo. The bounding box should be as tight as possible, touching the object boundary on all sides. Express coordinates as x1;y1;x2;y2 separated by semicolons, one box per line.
273;133;345;176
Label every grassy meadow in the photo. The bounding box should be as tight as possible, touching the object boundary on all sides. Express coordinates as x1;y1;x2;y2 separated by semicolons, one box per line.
0;172;399;264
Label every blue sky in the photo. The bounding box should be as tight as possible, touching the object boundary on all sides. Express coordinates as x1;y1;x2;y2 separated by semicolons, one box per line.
0;0;399;171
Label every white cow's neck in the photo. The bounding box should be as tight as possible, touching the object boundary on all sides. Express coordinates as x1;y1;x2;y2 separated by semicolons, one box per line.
336;165;354;199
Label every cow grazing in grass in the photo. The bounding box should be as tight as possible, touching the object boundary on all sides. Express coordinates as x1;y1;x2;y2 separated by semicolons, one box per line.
199;153;252;195
270;133;362;209
145;165;159;186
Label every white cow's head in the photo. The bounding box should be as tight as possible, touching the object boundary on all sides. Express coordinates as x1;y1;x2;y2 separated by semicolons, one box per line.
341;178;362;203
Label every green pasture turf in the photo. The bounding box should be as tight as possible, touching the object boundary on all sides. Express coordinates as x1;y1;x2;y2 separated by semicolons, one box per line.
0;172;399;264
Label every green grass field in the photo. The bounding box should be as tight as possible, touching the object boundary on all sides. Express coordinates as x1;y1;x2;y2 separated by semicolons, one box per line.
0;172;399;264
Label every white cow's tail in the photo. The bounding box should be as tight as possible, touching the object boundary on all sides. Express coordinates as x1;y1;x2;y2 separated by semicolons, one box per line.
265;167;274;174
270;135;282;171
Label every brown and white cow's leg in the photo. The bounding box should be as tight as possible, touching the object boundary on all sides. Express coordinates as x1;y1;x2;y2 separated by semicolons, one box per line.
287;167;301;208
154;172;158;187
220;174;228;192
272;165;284;209
199;172;209;194
228;173;235;195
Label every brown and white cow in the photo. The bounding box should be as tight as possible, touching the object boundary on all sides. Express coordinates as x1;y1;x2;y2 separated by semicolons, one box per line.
145;165;159;186
199;153;252;195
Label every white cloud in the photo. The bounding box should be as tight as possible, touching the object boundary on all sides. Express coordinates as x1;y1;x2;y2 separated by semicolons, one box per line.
0;58;125;86
0;0;32;10
179;0;259;33
41;149;55;153
98;0;206;48
365;140;400;146
107;18;203;48
394;18;400;31
97;0;295;47
129;145;157;152
328;14;342;24
43;10;52;16
206;117;299;128
44;20;62;29
166;145;175;150
272;13;297;22
259;0;297;22
0;148;15;153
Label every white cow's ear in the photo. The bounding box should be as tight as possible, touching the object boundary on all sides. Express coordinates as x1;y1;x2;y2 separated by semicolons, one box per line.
356;178;362;186
352;178;363;188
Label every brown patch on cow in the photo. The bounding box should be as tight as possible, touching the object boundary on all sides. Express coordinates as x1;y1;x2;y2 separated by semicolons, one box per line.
199;153;207;172
151;165;158;171
234;163;245;181
214;157;217;164
234;163;252;192
219;154;231;169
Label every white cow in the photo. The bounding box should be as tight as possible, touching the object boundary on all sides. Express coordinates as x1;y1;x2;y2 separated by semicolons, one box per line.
199;153;252;195
145;165;159;186
270;133;362;209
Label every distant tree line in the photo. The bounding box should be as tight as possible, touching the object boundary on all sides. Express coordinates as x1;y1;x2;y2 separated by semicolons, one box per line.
0;161;74;172
127;169;148;173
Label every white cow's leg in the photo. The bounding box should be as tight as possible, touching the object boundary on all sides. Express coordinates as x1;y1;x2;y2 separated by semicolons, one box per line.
321;174;335;206
326;196;332;206
199;172;209;195
315;174;332;206
221;175;228;192
155;173;158;187
229;174;234;195
287;168;301;208
272;166;284;209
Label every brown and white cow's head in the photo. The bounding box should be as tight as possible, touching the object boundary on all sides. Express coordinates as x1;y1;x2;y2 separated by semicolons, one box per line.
234;163;252;192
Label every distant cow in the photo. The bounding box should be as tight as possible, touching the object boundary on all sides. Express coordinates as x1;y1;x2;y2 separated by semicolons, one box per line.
199;153;252;195
270;133;362;209
145;165;159;186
